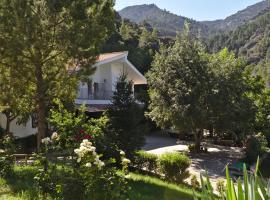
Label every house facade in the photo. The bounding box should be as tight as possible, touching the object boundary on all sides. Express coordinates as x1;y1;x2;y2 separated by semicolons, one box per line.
0;51;147;138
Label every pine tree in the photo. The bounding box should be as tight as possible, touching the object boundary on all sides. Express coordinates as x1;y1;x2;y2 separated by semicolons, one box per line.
0;0;114;148
104;74;146;157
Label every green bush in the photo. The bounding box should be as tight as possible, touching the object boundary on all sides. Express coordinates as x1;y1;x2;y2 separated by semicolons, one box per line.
134;151;158;172
245;136;262;164
190;174;200;189
0;154;13;178
0;126;5;138
158;152;190;184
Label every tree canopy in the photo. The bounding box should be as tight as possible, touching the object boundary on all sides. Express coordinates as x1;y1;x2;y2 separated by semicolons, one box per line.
0;0;115;148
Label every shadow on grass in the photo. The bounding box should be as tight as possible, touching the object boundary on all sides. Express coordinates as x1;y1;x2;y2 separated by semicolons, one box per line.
3;166;39;199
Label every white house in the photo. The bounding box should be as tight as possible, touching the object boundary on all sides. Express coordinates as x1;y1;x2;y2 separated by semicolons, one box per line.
0;51;147;138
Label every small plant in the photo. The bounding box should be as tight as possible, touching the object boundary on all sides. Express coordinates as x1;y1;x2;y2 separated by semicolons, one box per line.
158;152;191;184
194;158;270;200
188;144;196;152
134;150;158;172
216;178;225;196
191;174;200;189
0;135;15;177
245;136;262;164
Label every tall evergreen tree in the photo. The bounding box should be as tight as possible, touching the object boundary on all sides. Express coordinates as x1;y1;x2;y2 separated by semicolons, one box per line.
104;74;146;157
0;0;114;148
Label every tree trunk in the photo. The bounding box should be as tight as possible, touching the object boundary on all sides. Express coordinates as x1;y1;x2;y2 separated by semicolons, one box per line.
35;63;46;150
209;126;214;138
4;111;16;136
5;113;11;135
194;129;203;153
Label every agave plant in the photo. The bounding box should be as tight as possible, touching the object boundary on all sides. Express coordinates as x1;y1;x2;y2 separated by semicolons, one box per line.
194;158;270;200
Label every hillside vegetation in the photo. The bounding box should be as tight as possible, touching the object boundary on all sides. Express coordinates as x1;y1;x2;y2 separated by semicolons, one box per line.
119;1;270;36
119;4;209;37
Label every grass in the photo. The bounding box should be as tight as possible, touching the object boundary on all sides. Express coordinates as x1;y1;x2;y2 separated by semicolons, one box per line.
0;166;197;200
0;165;40;200
127;173;197;200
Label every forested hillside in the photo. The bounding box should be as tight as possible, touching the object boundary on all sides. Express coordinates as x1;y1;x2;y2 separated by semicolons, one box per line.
202;0;270;32
102;13;160;74
207;11;270;84
119;4;209;37
119;1;270;36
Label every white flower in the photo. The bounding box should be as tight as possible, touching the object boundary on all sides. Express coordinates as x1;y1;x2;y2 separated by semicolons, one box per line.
99;161;105;167
122;158;131;164
41;137;51;145
90;147;96;152
120;150;125;156
51;132;59;140
85;163;92;168
77;157;81;163
0;149;5;153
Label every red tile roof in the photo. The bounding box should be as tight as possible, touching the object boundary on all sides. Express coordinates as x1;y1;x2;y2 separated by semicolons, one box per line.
96;52;127;62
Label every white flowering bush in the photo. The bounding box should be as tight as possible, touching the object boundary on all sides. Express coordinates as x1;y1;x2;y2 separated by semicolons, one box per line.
74;142;130;199
74;139;104;169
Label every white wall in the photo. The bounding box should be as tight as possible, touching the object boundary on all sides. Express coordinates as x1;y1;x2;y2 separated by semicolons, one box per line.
0;113;37;138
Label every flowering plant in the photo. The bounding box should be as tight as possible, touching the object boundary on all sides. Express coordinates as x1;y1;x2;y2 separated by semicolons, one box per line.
74;139;104;169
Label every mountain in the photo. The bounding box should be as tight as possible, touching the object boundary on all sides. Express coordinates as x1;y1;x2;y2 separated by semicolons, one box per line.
202;0;270;32
207;10;270;65
119;1;270;36
118;4;209;37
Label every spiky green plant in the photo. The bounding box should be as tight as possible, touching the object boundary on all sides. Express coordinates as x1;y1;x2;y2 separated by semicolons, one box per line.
194;158;270;200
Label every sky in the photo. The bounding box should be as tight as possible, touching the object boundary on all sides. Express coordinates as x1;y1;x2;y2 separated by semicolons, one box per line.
115;0;264;21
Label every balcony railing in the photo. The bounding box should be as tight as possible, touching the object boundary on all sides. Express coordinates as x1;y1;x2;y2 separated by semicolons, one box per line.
78;88;113;100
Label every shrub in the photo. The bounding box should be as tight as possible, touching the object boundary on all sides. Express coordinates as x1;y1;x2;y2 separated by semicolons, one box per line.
158;152;191;184
245;136;262;164
191;174;200;189
0;153;13;178
0;135;15;177
255;133;268;149
216;178;225;196
133;150;158;172
103;74;148;158
188;144;196;152
0;126;4;138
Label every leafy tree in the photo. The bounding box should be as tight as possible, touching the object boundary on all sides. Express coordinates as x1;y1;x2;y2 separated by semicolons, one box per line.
104;74;147;157
0;63;32;135
147;34;212;152
0;0;114;148
208;49;257;141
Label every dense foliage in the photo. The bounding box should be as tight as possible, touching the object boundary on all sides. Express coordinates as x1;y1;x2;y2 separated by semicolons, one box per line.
103;74;147;158
102;18;159;74
207;10;270;90
158;152;191;184
147;28;270;150
0;0;115;147
119;1;270;37
195;160;270;200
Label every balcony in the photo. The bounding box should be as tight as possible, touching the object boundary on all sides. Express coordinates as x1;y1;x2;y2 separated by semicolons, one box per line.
76;87;114;105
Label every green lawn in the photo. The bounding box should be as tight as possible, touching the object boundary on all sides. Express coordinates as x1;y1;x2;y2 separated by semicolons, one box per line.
0;166;197;200
127;173;197;200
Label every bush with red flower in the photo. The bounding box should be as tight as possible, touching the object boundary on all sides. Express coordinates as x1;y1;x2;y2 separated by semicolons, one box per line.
49;99;108;149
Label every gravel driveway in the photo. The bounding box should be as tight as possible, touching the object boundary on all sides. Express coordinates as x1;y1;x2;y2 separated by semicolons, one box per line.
143;134;244;187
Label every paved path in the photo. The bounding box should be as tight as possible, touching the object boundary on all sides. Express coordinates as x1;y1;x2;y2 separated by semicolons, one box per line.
143;134;244;188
